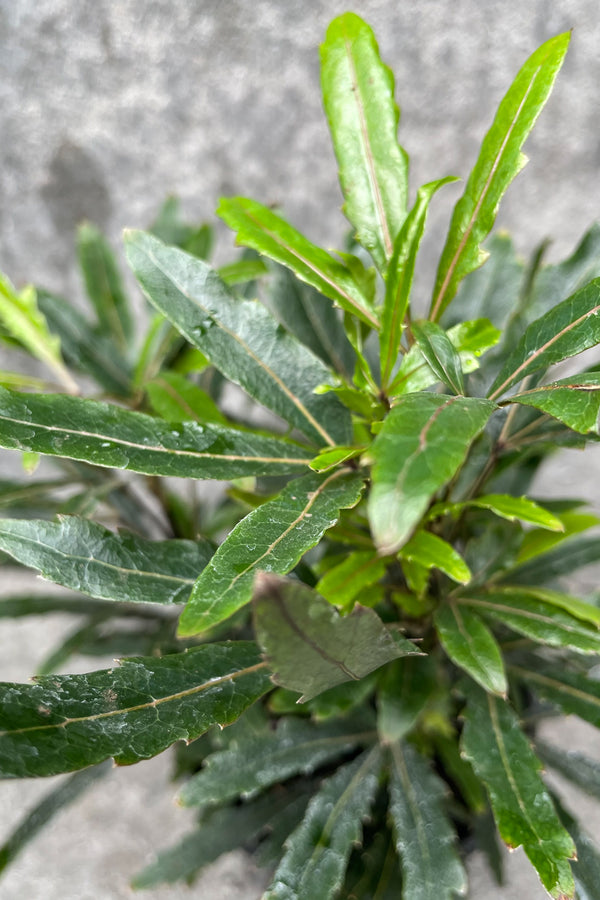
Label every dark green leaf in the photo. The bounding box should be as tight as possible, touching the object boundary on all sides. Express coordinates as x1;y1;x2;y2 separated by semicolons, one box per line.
319;13;408;271
380;178;457;388
146;371;227;425
510;662;600;730
377;655;438;742
263;747;382;900
0;517;213;605
0;387;313;479
503;536;600;587
399;530;471;584
267;265;355;380
77;222;132;348
38;290;132;397
495;586;600;628
507;374;600;434
488;278;600;401
536;740;600;801
0;594;172;620
528;223;600;324
554;798;600;900
0;762;111;874
430;32;570;321
458;592;600;655
411;320;465;395
461;681;575;898
368;393;495;553
149;197;213;259
125;229;352;446
388;741;467;900
179;469;365;635
253;574;418;702
0;642;271;776
216;198;378;329
178;713;375;808
435;600;507;694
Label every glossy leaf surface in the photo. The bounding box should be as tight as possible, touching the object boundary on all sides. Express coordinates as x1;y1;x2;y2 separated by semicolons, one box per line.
126;230;352;446
217;198;377;328
435;601;507;695
400;529;471;584
179;713;375;807
368;393;495;553
430;32;570;321
320;13;408;271
0;642;271;776
179;469;365;635
461;682;575;898
0;387;312;479
488;278;600;400
253;574;418;702
389;742;467;900
264;747;382;900
0;517;213;605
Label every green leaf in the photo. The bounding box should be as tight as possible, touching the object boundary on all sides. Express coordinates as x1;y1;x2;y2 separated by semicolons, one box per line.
488;278;600;401
429;493;564;531
0;594;172;620
368;393;495;554
377;655;438;743
507;374;600;434
308;445;361;472
217;256;269;286
528;222;600;324
510;661;600;730
267;265;355;380
461;682;575;899
263;747;382;900
429;32;570;321
411;320;465;395
38;290;132;398
536;741;600;802
457;592;600;655
380;178;457;388
0;642;271;776
400;530;472;584
178;713;375;808
149;196;213;259
0;762;111;874
146;371;227;425
216;198;378;329
253;574;418;702
503;536;600;588
516;511;600;564
499;585;600;629
434;600;507;695
0;387;312;479
0;516;213;605
178;469;365;636
125;229;352;446
0;274;77;393
77;222;132;349
388;742;467;900
316;550;387;609
319;13;408;271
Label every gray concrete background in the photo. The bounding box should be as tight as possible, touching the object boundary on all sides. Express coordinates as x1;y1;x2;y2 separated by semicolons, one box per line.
1;1;600;897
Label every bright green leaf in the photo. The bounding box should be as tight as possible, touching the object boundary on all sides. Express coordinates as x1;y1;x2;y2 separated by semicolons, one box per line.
217;256;269;286
400;530;472;584
430;32;570;321
146;371;228;425
429;493;564;532
368;393;495;553
0;642;271;776
125;229;352;446
461;682;575;899
0;516;213;605
253;574;418;702
308;445;361;472
216;198;378;329
0;387;312;479
435;600;507;695
507;373;600;433
320;13;408;271
179;469;365;636
516;511;600;564
316;550;387;609
389;742;468;900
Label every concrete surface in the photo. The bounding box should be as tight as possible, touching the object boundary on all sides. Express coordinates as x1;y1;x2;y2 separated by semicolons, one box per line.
2;1;600;897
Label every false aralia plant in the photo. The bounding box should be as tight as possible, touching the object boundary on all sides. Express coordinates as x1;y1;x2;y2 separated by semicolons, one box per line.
2;12;600;900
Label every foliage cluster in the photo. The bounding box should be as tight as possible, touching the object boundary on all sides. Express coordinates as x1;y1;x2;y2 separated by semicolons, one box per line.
2;12;600;899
